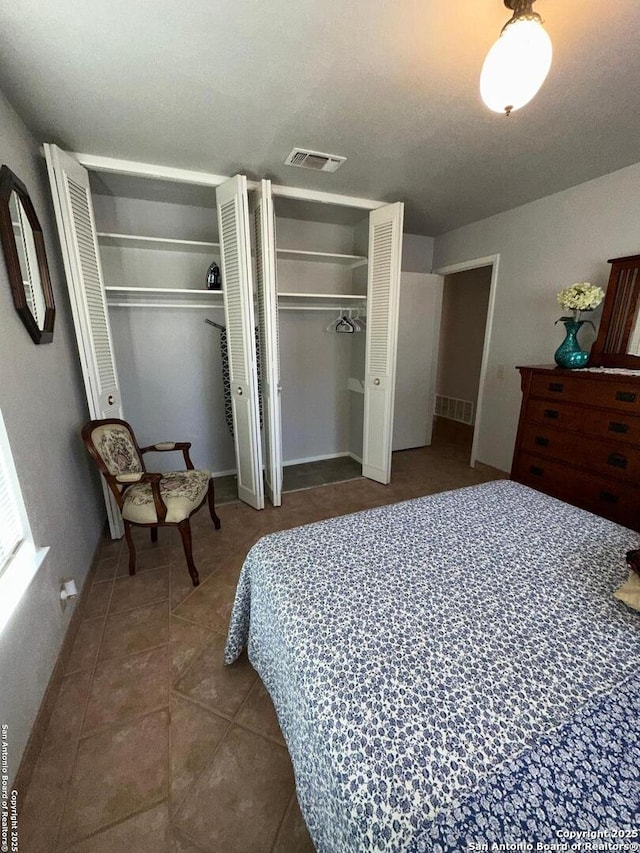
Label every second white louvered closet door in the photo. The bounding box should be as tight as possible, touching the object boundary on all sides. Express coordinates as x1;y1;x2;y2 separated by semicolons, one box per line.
44;143;124;537
253;180;282;507
216;175;264;510
362;202;404;484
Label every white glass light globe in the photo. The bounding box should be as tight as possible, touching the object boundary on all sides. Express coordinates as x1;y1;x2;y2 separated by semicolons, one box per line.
480;17;552;115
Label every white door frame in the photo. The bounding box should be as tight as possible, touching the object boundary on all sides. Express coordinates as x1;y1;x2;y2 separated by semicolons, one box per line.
432;254;500;468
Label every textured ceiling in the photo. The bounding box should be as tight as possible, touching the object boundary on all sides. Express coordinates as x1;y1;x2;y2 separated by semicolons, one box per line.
1;0;639;234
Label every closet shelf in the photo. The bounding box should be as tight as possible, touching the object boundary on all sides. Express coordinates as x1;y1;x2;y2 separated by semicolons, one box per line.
105;286;222;295
105;286;223;309
278;291;366;301
97;232;220;253
276;248;367;268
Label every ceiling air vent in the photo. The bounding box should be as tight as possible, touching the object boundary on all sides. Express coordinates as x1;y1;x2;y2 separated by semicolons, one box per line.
284;148;346;173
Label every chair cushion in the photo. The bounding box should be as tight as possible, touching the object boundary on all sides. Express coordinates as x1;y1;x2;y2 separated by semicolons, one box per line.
122;469;210;524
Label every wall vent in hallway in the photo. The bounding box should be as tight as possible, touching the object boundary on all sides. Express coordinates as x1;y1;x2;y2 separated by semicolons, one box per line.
434;395;474;425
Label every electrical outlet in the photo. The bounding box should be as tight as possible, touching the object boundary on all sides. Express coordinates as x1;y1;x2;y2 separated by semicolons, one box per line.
59;578;78;612
496;364;505;380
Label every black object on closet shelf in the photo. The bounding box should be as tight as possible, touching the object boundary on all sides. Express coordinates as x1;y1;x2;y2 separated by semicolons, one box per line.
206;261;221;290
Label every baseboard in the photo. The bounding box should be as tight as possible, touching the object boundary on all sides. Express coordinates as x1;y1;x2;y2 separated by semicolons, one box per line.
12;526;107;810
473;460;509;479
283;451;352;467
212;454;361;474
212;467;238;478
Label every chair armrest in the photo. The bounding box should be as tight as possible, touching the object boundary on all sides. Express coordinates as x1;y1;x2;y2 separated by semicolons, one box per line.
140;441;194;470
118;471;167;522
143;472;167;522
115;472;144;484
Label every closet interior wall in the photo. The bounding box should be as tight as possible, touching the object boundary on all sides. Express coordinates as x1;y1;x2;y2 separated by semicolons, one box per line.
272;206;368;468
90;179;236;476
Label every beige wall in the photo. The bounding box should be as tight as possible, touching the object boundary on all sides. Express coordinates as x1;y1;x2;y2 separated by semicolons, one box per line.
433;160;640;473
0;89;104;784
436;268;491;417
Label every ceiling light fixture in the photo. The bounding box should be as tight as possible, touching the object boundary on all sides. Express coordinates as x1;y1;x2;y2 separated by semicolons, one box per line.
480;0;552;117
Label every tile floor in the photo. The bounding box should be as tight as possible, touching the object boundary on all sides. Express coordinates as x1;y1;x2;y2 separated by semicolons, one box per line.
18;421;504;853
214;455;363;506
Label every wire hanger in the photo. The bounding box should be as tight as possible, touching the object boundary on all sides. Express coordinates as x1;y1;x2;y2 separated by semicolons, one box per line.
351;307;366;332
335;314;356;333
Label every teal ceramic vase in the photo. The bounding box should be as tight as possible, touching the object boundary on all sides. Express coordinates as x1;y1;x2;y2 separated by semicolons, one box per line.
554;320;589;369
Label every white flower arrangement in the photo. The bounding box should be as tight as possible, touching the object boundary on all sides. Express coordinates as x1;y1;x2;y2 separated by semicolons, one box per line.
557;282;604;323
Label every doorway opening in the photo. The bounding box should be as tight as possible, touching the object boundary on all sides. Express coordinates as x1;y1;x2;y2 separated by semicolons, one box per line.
432;255;499;467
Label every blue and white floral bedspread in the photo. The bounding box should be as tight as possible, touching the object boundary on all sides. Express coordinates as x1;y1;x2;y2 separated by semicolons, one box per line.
224;481;640;852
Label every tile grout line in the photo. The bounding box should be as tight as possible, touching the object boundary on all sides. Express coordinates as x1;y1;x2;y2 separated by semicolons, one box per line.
80;695;171;742
58;796;168;851
169;628;228;691
54;569;117;852
170;689;236;725
169;611;228;637
93;635;169;667
269;790;298;853
170;697;235;822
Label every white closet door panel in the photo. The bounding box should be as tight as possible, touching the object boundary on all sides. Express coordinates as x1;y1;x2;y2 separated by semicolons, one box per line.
44;143;123;538
217;175;264;510
362;202;404;484
393;273;444;451
254;179;282;506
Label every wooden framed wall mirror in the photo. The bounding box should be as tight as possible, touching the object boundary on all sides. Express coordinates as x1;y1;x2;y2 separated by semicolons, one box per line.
589;253;640;369
0;164;55;344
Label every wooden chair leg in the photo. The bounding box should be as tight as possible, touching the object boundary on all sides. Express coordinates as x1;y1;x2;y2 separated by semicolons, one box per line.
178;519;200;587
208;478;221;530
150;528;158;543
124;520;136;576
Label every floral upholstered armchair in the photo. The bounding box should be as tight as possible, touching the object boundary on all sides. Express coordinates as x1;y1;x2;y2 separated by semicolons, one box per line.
82;418;221;586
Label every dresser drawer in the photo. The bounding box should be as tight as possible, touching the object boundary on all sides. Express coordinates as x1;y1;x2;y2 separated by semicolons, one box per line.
525;397;640;446
513;452;640;530
519;422;640;482
529;373;640;414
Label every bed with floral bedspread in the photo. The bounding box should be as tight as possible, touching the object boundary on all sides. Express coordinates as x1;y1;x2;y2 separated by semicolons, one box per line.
224;480;640;852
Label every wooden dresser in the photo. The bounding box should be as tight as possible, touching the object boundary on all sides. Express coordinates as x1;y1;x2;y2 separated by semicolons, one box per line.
511;366;640;531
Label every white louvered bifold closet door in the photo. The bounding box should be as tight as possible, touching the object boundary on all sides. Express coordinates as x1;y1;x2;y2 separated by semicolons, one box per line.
253;180;282;507
44;143;124;538
362;202;404;484
216;175;264;510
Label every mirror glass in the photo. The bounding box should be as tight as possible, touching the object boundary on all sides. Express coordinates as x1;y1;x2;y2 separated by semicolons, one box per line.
626;289;640;356
590;255;640;368
8;190;46;330
0;165;55;344
628;317;640;355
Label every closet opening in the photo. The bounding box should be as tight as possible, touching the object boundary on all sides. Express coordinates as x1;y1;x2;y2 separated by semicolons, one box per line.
46;144;403;521
269;196;370;494
432;256;499;467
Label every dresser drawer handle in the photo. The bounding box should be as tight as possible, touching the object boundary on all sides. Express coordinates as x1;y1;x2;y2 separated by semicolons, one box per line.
548;383;564;393
615;391;637;403
544;409;559;419
607;452;628;469
530;465;544;476
609;421;629;434
599;490;619;504
535;436;550;447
